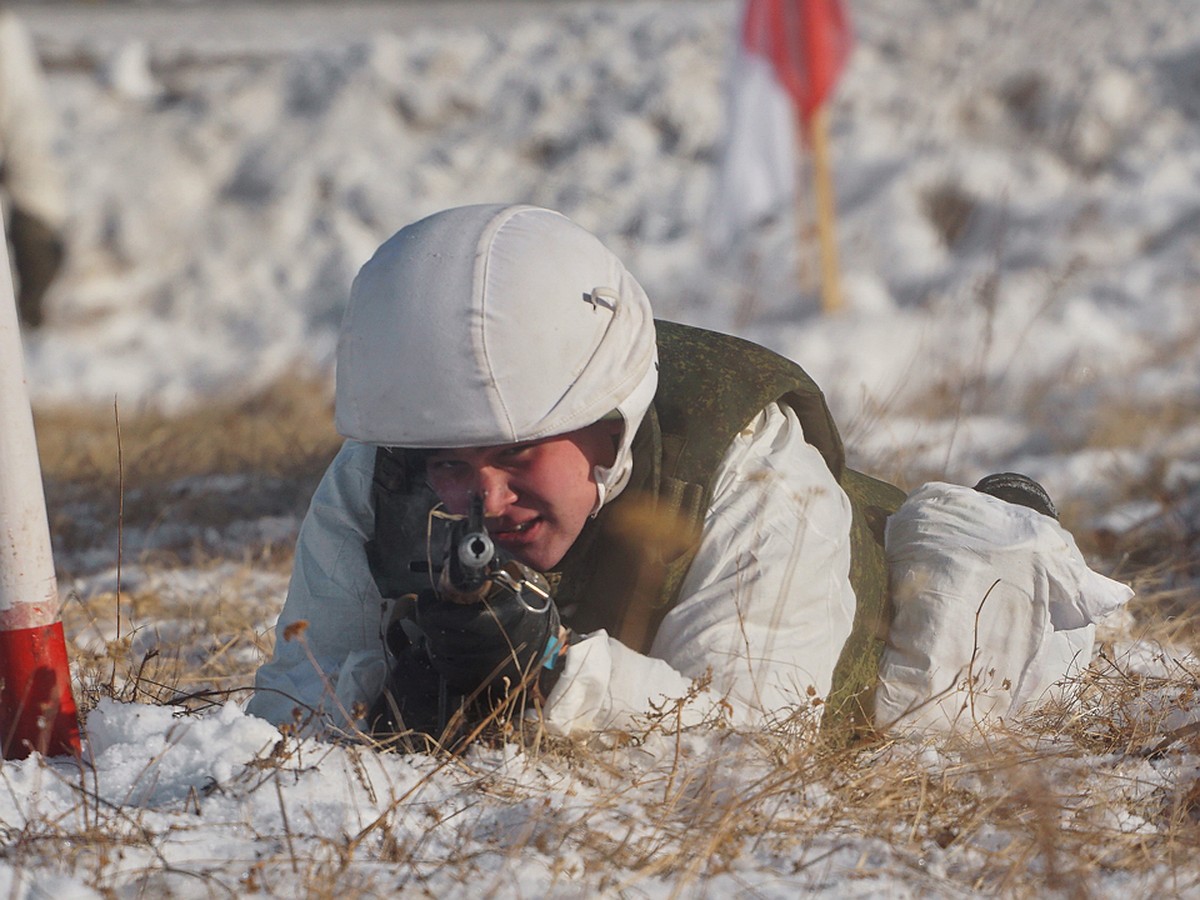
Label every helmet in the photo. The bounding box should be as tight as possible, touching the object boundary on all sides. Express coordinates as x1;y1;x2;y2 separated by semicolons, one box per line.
335;204;658;508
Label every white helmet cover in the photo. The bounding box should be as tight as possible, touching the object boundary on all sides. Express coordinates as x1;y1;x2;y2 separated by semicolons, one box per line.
335;204;658;507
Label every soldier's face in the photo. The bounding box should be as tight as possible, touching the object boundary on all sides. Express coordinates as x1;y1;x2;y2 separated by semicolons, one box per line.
424;420;622;571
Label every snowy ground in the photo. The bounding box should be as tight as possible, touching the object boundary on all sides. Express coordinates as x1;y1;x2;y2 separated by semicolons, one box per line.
20;0;1200;506
5;0;1200;896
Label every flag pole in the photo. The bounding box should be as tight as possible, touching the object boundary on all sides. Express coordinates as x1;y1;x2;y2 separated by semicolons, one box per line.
804;104;843;314
792;123;816;297
0;216;81;760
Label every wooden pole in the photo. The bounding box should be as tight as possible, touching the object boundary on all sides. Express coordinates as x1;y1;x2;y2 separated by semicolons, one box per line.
792;126;816;298
804;104;844;314
0;217;80;759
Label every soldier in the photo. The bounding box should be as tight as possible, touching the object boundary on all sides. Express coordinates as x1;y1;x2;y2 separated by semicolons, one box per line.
248;204;1130;746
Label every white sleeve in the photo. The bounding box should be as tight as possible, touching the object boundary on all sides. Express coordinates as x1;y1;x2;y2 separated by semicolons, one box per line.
542;402;856;733
876;482;1133;733
246;440;389;728
0;12;67;226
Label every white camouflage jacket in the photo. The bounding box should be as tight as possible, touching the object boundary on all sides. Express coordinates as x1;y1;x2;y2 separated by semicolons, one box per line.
249;409;1133;737
248;401;859;734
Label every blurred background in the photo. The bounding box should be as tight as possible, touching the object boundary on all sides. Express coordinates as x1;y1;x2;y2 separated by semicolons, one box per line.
3;0;1197;615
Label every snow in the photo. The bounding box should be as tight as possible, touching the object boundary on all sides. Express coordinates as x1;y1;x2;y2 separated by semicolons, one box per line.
20;0;1198;499
5;0;1200;895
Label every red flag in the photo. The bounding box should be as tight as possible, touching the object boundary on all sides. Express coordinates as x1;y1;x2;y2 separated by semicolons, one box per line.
707;0;853;250
742;0;853;123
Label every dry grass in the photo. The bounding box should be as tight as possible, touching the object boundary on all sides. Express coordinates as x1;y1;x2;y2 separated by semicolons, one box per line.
34;376;341;486
186;644;1200;897
35;376;341;563
13;675;1200;897
15;609;1200;896
61;565;279;712
36;377;341;563
33;377;343;716
10;356;1200;897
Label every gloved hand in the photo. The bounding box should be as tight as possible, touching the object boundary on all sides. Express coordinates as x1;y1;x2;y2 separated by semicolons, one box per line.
369;636;455;742
416;578;563;697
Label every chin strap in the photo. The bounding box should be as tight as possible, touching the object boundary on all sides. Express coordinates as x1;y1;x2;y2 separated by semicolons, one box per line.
590;476;608;518
590;451;633;517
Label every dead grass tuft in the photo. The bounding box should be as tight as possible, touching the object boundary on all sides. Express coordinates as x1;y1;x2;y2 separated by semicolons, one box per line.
31;378;340;718
35;375;340;485
36;376;341;560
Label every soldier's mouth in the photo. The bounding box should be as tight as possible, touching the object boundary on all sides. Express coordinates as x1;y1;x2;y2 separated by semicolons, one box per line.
492;518;540;540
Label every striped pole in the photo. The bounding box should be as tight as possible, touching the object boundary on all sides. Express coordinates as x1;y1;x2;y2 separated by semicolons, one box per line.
0;216;80;760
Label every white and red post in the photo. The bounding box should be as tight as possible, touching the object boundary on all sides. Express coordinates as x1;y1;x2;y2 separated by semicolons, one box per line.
0;218;79;759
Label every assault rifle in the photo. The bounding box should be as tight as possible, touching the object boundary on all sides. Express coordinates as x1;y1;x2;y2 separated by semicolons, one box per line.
378;493;561;745
444;493;497;594
435;493;553;612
